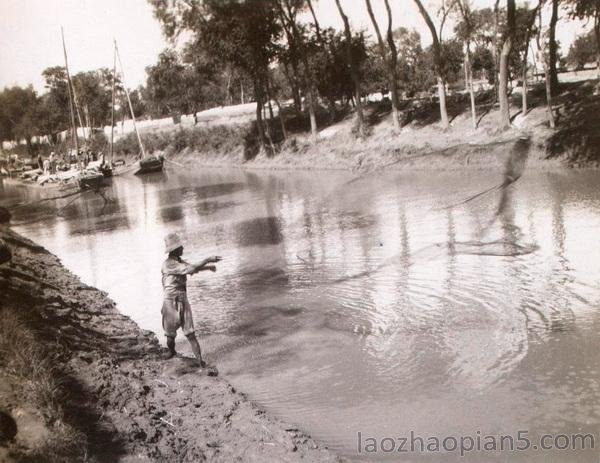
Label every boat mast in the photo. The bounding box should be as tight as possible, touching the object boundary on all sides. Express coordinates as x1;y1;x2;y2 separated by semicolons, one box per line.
72;81;89;143
114;40;146;159
110;41;116;164
61;27;79;165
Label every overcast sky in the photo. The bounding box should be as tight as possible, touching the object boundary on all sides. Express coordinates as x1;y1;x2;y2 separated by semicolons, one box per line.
0;0;588;93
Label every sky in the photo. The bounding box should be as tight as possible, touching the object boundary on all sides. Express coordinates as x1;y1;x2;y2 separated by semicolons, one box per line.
0;0;589;93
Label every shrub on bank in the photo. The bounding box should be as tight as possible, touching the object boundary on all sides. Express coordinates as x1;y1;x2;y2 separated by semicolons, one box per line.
112;123;252;159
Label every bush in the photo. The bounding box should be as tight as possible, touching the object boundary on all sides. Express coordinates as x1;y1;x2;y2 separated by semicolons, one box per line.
112;124;253;159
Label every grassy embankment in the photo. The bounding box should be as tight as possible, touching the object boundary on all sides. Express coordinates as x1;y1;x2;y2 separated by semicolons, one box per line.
112;79;600;171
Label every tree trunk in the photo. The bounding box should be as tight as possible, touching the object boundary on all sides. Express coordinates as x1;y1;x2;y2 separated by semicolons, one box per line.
254;80;267;149
282;63;302;114
521;5;539;116
499;0;516;129
307;0;338;123
307;90;318;141
226;70;232;106
465;44;477;128
384;0;401;129
265;79;274;121
537;9;556;128
595;13;600;80
335;0;366;137
522;62;528;116
412;0;449;128
365;0;400;130
499;39;512;127
548;0;559;93
267;75;287;140
543;58;555;128
493;0;501;103
25;137;33;156
327;99;337;122
274;97;287;141
455;1;477;128
280;0;318;142
276;4;303;116
437;77;449;126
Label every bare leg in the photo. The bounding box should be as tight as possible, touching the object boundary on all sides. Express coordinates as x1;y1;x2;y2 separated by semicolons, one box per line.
165;335;176;359
185;333;206;367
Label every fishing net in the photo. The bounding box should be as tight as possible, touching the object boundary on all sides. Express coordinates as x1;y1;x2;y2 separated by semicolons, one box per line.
293;135;537;287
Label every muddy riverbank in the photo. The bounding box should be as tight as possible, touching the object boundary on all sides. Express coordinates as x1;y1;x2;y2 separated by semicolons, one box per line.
0;225;341;462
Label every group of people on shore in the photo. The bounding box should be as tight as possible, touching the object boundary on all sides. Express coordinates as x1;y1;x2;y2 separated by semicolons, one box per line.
37;152;58;174
36;148;100;174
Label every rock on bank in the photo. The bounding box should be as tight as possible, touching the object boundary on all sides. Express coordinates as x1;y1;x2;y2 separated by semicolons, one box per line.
0;226;341;462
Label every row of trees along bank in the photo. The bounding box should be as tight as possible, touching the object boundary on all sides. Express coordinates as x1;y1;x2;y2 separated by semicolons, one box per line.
2;0;600;155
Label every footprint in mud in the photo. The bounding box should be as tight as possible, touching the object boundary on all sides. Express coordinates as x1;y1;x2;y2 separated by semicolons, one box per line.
161;356;218;377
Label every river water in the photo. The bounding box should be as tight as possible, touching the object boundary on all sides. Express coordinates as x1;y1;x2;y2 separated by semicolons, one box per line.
2;167;600;462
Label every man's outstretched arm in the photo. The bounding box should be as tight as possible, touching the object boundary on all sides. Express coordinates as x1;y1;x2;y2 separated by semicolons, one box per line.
190;256;221;274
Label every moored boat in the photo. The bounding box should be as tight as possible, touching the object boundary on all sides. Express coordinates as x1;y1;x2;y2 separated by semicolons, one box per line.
134;155;164;175
114;40;163;177
77;170;105;190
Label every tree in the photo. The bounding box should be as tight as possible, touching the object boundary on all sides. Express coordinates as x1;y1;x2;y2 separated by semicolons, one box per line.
394;28;430;96
362;43;389;97
306;0;338;120
276;0;319;142
275;2;304;114
548;0;560;92
150;0;281;151
498;0;516;128
39;66;71;140
471;45;495;82
309;27;362;108
567;0;600;78
567;30;597;69
182;36;238;111
365;0;401;130
515;2;541;116
144;49;188;121
335;0;367;137
0;86;40;154
536;2;557;127
455;0;479;128
412;0;450;128
71;68;114;129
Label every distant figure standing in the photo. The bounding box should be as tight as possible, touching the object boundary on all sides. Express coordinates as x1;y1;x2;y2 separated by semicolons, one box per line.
42;158;50;174
161;232;221;372
49;152;56;174
37;154;43;171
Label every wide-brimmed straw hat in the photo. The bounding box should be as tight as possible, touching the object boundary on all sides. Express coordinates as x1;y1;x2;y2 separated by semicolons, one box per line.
164;232;183;253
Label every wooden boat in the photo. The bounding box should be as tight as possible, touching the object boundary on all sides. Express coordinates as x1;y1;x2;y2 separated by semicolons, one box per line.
78;170;105;190
100;163;113;178
114;40;163;176
134;155;164;175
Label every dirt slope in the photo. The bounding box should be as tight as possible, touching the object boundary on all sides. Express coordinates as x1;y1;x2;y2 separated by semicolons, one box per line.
0;226;341;462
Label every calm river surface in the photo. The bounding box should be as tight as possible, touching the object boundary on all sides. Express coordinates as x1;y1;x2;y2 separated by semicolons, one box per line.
2;167;600;461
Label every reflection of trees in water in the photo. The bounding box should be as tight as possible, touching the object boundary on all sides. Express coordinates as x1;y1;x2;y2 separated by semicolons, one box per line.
233;217;284;248
218;175;291;333
546;173;577;332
